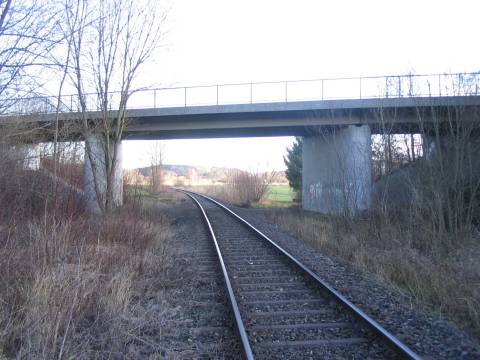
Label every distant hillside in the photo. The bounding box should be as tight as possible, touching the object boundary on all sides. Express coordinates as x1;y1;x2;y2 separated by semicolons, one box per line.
137;164;238;179
133;164;287;185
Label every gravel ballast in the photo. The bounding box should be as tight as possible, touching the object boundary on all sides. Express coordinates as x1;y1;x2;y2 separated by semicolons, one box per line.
230;206;480;360
126;194;243;359
148;190;479;359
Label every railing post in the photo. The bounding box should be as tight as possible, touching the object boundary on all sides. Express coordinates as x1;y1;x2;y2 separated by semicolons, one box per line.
250;83;253;104
216;85;219;105
359;78;362;99
321;79;324;100
408;75;413;97
70;95;73;110
457;73;461;96
398;76;401;97
154;89;157;108
285;81;288;102
438;74;441;96
184;87;187;107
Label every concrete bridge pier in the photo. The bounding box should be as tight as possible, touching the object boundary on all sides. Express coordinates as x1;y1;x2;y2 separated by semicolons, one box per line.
302;125;372;216
84;134;123;213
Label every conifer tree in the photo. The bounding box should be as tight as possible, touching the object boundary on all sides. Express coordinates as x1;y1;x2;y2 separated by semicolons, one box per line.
284;137;303;192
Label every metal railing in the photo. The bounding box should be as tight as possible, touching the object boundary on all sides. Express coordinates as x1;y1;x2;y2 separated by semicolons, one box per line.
5;72;480;115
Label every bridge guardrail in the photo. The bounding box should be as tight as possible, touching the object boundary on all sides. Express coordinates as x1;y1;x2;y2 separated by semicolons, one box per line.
4;72;480;115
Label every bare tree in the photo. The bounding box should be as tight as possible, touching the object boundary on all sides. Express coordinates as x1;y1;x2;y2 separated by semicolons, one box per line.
372;73;480;246
0;0;66;207
149;140;164;192
0;0;59;114
63;0;167;214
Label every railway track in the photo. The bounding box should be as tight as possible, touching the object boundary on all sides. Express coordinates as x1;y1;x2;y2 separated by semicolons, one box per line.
177;188;422;359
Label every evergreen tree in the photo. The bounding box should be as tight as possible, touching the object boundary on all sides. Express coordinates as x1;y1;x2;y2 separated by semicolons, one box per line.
284;137;303;192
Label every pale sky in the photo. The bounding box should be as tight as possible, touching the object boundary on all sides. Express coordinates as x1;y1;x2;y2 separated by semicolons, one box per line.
123;0;480;170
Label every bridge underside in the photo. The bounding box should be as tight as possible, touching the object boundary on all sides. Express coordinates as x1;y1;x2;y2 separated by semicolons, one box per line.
7;96;480;141
122;98;480;139
124;126;308;139
9;96;480;215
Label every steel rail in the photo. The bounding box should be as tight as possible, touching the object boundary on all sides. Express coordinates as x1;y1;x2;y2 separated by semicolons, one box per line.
176;189;254;360
179;188;423;360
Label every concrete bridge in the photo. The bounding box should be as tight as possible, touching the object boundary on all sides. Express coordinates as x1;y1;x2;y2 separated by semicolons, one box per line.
4;72;480;214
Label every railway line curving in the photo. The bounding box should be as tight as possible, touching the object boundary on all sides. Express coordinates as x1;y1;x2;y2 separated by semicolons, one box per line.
176;188;422;359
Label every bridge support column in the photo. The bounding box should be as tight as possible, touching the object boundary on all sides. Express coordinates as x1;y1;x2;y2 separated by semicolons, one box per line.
302;125;372;216
84;134;123;213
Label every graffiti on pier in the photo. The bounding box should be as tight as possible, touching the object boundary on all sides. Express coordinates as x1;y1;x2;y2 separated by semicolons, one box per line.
309;182;323;200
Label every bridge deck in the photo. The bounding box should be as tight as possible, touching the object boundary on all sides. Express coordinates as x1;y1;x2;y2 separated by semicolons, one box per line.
3;71;480;139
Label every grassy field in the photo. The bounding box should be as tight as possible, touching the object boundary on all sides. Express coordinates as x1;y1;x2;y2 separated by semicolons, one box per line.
257;185;297;208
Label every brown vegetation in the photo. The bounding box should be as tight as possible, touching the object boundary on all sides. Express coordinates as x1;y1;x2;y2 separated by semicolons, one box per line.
0;140;172;359
189;170;273;207
225;170;274;206
41;151;84;189
185;170;275;207
264;209;480;338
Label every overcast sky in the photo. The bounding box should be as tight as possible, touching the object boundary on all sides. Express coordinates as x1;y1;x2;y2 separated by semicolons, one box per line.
123;0;480;170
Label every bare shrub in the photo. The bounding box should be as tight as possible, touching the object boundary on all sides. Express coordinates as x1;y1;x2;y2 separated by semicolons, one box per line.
265;209;480;338
227;170;274;206
372;133;422;181
369;80;480;334
40;142;84;189
373;74;480;243
373;105;480;251
0;130;172;358
0;197;171;358
149;141;164;193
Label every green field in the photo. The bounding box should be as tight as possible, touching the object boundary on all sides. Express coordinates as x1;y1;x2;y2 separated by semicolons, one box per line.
258;185;297;208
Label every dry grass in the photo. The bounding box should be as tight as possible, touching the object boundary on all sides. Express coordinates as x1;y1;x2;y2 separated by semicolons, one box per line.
264;209;480;339
0;164;173;359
